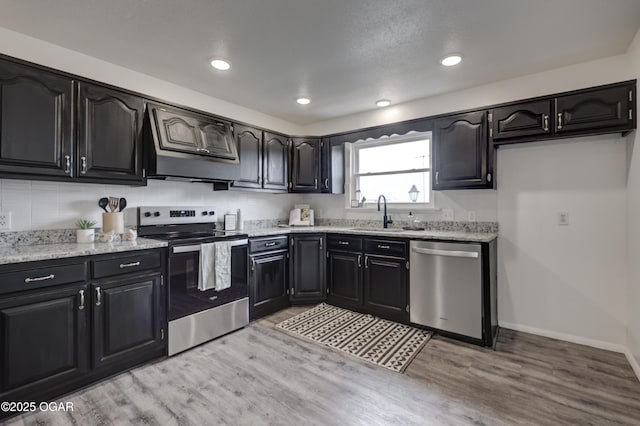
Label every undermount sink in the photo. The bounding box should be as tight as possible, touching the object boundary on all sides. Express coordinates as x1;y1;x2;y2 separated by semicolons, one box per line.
350;227;405;233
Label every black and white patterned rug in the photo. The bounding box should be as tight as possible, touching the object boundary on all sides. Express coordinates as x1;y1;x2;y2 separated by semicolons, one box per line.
275;303;431;373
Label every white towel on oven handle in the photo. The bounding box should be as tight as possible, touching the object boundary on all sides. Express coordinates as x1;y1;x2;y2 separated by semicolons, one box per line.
198;241;232;292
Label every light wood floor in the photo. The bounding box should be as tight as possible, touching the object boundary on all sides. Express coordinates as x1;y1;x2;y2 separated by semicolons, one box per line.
6;306;640;425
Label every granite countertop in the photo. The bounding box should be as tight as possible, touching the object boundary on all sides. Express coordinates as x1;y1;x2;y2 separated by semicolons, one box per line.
243;226;497;243
0;238;168;265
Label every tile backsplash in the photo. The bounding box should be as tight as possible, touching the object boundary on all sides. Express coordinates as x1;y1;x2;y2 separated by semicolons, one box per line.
0;179;304;232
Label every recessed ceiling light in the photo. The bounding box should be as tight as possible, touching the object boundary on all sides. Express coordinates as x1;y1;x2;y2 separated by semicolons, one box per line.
296;97;311;105
210;59;231;71
441;55;462;67
376;99;391;108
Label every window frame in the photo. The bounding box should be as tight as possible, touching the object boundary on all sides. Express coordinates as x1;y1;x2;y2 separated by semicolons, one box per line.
345;132;435;211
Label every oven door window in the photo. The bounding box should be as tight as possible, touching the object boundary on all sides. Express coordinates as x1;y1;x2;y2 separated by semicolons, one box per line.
168;245;248;321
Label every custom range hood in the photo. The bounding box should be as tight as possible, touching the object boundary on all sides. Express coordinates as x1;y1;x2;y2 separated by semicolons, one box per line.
145;102;240;183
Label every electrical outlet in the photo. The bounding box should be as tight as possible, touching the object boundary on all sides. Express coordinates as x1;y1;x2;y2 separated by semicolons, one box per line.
558;211;569;226
0;212;12;230
467;211;477;222
442;208;454;221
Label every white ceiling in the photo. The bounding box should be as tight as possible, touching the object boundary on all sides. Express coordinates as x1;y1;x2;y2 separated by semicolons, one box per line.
1;0;639;126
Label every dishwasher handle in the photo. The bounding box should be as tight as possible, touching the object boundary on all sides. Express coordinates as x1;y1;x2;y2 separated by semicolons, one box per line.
411;247;479;258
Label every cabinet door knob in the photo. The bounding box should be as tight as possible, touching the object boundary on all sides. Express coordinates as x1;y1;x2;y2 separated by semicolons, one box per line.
435;171;439;184
365;255;369;268
557;112;563;129
64;155;71;174
542;114;549;132
251;258;256;272
95;286;102;306
80;156;87;174
357;255;362;268
314;178;318;189
324;178;329;189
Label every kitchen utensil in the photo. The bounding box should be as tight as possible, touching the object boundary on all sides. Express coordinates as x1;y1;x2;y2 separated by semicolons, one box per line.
98;197;109;213
119;197;127;212
109;197;119;212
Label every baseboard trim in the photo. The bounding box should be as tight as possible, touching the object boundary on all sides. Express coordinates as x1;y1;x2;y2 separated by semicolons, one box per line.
498;321;627;353
623;348;640;382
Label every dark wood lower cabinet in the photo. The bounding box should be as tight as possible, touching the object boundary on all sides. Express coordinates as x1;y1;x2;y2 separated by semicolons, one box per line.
290;234;325;303
0;283;88;400
363;254;408;322
250;251;289;319
91;273;163;369
327;251;362;308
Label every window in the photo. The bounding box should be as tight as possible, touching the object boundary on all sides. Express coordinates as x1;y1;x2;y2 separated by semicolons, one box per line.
347;132;432;208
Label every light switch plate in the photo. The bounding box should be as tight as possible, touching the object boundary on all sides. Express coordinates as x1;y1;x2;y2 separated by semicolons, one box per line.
442;208;454;221
558;211;569;226
467;211;477;222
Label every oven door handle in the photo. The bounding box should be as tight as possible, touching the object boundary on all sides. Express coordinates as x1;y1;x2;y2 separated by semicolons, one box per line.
172;239;248;254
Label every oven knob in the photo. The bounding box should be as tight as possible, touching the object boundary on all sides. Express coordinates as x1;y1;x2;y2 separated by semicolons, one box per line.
208;211;215;216
144;212;151;217
153;212;160;217
202;211;208;215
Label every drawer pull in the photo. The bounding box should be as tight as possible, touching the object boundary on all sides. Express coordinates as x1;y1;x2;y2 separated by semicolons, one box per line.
95;287;102;306
119;261;141;269
24;274;55;283
78;290;85;310
377;245;390;249
338;241;349;245
265;242;277;247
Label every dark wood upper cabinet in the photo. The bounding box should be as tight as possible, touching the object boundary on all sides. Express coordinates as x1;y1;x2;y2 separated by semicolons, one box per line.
290;234;325;302
0;283;88;398
77;82;144;183
91;273;163;369
232;125;262;190
290;137;321;192
263;132;288;192
0;59;73;179
433;110;491;190
555;85;633;134
149;103;239;162
491;100;551;143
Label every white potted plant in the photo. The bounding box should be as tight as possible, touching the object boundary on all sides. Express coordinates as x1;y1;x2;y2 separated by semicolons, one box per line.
76;219;96;243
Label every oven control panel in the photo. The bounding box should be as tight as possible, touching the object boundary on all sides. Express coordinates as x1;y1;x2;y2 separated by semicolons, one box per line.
137;206;218;226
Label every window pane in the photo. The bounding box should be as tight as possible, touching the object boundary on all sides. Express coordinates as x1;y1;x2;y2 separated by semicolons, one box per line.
357;140;430;174
358;171;430;204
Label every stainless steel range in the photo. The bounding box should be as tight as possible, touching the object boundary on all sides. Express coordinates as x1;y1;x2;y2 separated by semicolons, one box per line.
131;205;249;356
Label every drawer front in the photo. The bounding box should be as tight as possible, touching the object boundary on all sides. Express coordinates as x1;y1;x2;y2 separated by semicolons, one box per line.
327;235;362;252
0;263;87;295
92;251;161;279
364;238;407;257
249;236;289;254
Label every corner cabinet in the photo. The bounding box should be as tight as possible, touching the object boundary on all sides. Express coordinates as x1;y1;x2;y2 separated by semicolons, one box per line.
432;110;492;190
0;58;74;180
290;234;326;302
77;82;145;184
290;138;321;192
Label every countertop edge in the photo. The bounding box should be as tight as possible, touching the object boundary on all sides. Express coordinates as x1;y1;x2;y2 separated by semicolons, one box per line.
0;238;168;266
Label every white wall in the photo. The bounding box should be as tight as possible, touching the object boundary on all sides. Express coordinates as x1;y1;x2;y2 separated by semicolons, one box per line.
0;26;303;136
497;136;628;349
0;179;303;231
626;29;640;374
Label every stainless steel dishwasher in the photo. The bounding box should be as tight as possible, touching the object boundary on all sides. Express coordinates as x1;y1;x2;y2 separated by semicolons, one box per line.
410;240;484;340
